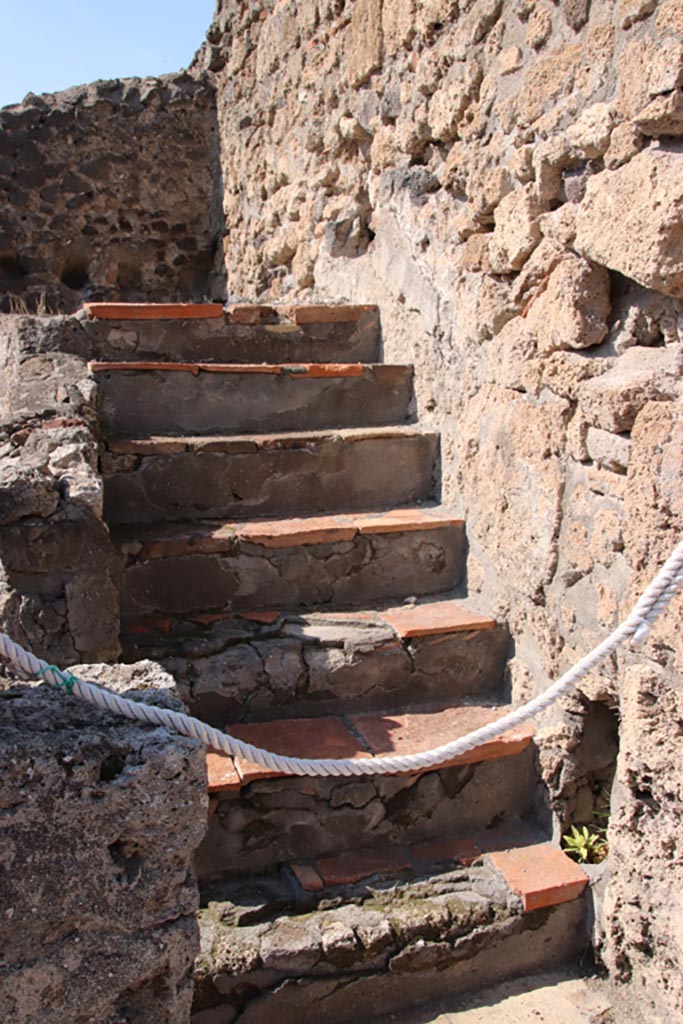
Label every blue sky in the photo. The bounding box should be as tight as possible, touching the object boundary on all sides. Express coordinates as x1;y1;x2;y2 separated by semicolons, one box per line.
1;0;217;109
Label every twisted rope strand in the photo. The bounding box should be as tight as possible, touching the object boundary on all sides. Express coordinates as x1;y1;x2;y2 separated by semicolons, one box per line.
1;539;682;777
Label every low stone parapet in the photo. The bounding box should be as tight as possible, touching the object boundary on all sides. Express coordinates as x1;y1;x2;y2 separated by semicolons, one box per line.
0;661;207;1024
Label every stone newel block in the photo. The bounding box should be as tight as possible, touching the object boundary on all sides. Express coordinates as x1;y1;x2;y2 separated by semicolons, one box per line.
0;666;207;1024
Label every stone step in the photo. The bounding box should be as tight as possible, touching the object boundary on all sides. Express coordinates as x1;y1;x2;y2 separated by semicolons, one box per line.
102;426;439;524
84;302;226;319
192;836;588;1024
81;302;380;364
122;598;508;723
90;361;412;437
201;825;587;910
113;507;466;619
195;702;537;881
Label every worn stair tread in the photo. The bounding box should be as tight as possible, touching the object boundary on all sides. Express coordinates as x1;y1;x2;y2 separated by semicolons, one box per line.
349;704;533;761
84;302;225;319
89;359;397;378
194;839;588;1024
102;425;438;525
489;844;589;911
117;507;464;618
122;595;495;643
80;304;380;365
206;702;534;788
284;824;570;893
378;600;495;638
106;424;435;455
114;506;464;559
225;303;379;325
83;301;378;324
277;303;378;324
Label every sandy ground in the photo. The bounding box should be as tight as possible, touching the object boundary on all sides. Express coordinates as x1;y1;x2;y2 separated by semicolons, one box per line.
369;970;623;1023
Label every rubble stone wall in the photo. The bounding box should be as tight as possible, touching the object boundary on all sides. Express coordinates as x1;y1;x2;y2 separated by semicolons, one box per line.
193;0;683;1015
0;73;224;314
0;314;119;662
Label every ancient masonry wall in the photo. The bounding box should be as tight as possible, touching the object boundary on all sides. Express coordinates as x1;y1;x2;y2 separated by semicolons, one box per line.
1;0;683;1017
0;73;225;313
192;0;683;1016
0;314;119;664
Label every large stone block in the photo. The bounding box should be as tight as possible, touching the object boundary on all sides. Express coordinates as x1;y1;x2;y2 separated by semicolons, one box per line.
346;0;383;87
525;255;611;354
454;386;569;603
517;44;582;124
382;0;415;54
0;667;207;1024
487;185;543;274
577;346;681;433
575;148;683;298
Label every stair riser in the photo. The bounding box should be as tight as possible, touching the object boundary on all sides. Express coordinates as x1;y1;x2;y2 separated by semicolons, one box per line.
96;366;412;437
192;899;586;1024
82;308;380;363
103;434;438;524
195;747;537;882
116;526;465;618
129;626;508;723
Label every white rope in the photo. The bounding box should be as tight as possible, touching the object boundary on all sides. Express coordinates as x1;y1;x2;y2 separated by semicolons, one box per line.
1;539;682;778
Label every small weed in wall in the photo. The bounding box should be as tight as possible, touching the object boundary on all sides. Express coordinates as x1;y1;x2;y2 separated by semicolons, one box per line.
562;822;608;864
7;290;56;316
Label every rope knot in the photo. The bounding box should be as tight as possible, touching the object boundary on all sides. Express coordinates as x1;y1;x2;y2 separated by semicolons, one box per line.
38;664;77;695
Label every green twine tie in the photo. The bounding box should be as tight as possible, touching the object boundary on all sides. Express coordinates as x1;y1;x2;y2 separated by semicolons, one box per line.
38;664;77;695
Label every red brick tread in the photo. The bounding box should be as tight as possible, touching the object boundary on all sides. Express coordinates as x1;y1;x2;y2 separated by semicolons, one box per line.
206;751;241;793
205;702;534;789
379;600;495;638
349;705;533;765
278;303;378;324
83;302;224;320
231;717;368;784
88;360;374;378
115;507;464;559
489;844;589;911
106;425;433;456
223;303;377;325
224;304;276;324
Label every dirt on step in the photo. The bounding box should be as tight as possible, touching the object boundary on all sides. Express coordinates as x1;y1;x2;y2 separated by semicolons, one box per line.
370;970;619;1024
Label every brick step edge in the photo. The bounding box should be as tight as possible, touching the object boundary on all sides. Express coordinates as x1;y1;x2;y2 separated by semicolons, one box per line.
286;837;588;912
123;598;495;643
205;702;534;788
83;302;378;324
88;360;398;378
115;507;464;559
106;424;435;456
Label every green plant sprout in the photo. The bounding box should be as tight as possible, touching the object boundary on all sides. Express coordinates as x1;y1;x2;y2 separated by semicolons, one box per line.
562;824;608;864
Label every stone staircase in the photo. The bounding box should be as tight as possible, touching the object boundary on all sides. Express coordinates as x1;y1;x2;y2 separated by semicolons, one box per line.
86;301;589;1024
